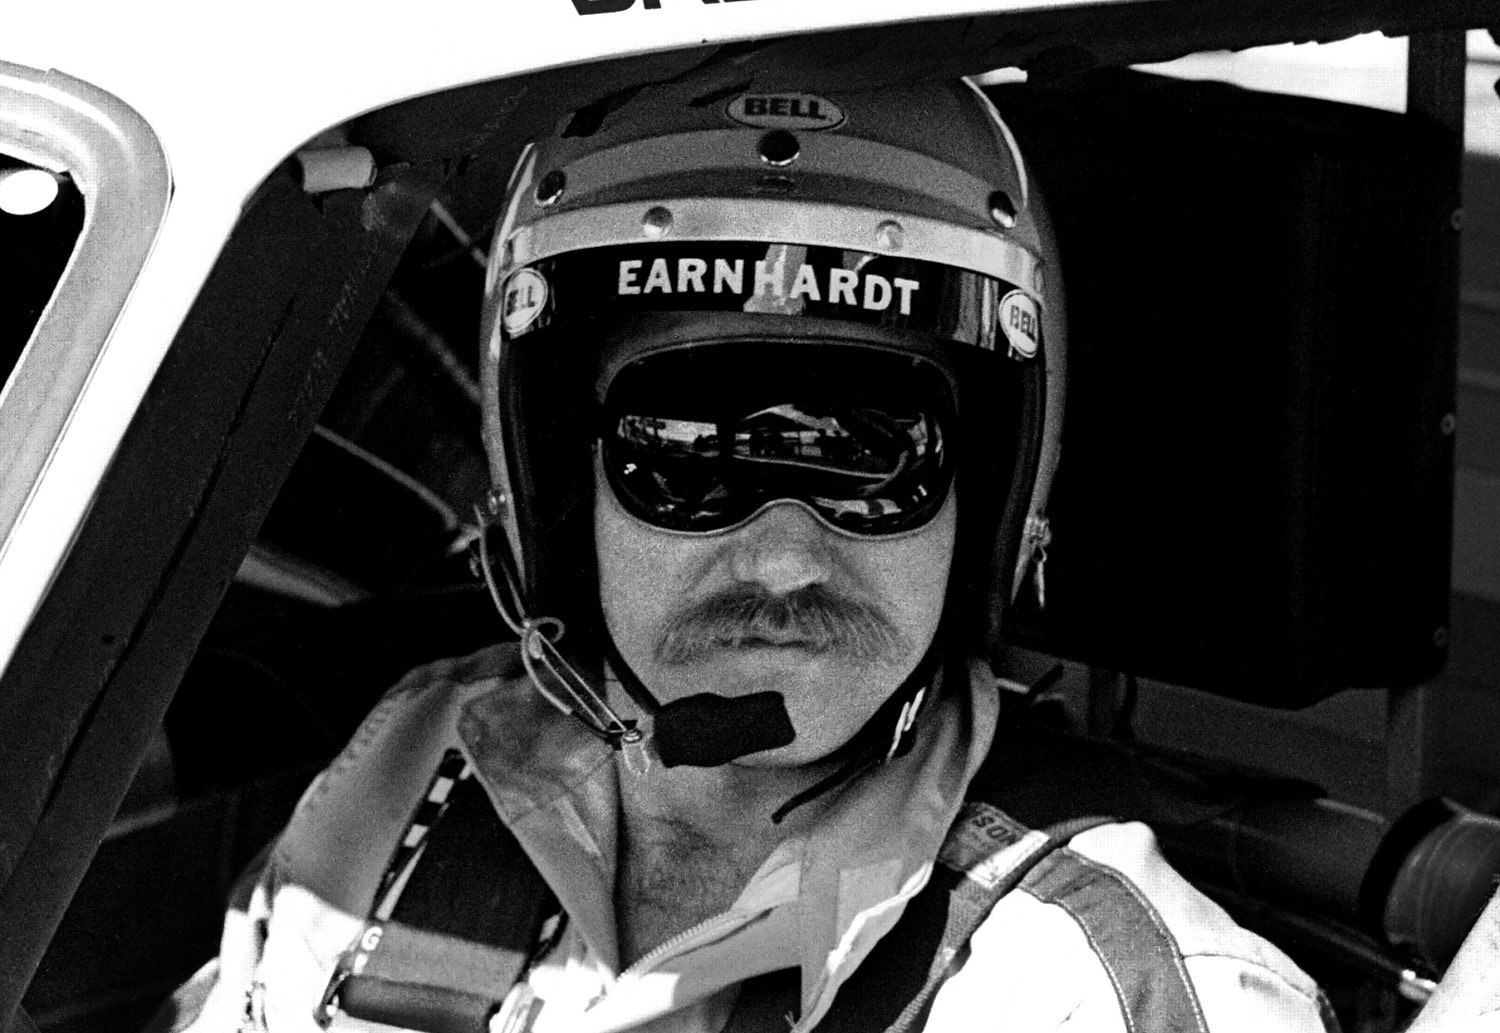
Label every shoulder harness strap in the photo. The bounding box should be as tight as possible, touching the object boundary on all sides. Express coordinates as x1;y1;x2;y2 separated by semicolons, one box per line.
317;749;563;1033
315;752;1209;1033
1017;830;1212;1033
810;807;1116;1033
812;788;1211;1033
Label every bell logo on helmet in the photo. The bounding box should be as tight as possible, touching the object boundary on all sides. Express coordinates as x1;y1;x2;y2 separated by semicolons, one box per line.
727;93;845;131
998;289;1040;359
502;269;549;334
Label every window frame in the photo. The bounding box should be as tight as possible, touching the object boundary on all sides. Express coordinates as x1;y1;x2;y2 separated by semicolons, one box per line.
0;60;170;551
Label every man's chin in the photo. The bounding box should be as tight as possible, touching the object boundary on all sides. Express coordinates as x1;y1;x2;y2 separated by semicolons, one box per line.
724;710;871;771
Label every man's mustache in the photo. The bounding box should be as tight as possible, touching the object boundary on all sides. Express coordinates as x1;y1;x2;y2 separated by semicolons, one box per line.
654;582;908;665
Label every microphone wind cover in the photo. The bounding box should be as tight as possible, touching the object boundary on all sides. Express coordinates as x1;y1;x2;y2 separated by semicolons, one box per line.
653;691;796;767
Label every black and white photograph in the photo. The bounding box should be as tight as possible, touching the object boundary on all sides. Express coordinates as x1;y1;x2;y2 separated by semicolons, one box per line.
1;3;1498;1031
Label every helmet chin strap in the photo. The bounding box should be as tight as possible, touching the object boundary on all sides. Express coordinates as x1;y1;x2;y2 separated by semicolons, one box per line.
768;644;944;823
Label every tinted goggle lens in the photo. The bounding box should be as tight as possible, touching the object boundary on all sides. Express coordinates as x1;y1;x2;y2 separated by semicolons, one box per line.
601;347;955;536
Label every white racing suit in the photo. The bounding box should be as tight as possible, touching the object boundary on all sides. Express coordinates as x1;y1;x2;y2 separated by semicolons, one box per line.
164;644;1337;1032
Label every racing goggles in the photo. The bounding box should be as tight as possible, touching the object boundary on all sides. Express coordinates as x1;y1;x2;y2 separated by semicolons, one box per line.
599;343;956;537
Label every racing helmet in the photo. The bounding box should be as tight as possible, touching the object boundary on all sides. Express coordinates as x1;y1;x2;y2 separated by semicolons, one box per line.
478;76;1065;670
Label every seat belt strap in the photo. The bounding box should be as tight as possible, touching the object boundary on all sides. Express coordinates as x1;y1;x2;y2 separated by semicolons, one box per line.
318;749;563;1032
1019;838;1211;1033
809;810;1116;1032
811;802;1211;1033
317;752;1206;1033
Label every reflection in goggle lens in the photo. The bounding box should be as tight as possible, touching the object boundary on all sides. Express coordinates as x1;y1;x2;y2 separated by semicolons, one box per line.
603;347;954;536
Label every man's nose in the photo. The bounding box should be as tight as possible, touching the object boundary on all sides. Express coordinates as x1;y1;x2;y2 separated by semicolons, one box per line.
727;502;835;595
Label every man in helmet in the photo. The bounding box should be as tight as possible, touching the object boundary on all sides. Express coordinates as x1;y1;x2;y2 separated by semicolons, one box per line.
164;79;1335;1032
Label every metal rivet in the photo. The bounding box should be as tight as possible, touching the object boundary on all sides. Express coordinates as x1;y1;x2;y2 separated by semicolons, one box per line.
1451;208;1464;231
1033;265;1046;295
1433;626;1449;648
758;130;800;167
485;489;509;515
534;170;566;207
1440;413;1457;436
875;219;904;250
642;206;673;238
989;190;1018;229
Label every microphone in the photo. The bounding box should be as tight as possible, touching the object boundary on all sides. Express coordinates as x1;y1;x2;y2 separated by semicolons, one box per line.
652;691;796;767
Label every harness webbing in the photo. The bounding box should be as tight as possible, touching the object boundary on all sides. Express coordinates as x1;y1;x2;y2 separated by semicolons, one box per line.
809;810;1122;1032
1021;848;1210;1033
324;752;561;1032
322;754;1206;1033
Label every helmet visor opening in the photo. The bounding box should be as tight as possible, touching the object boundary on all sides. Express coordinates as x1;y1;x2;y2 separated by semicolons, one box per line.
600;343;955;537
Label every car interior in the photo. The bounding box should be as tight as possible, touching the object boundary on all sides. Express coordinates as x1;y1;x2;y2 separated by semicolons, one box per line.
4;13;1499;1033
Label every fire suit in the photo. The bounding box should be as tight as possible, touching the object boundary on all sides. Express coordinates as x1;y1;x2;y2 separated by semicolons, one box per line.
163;643;1336;1032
